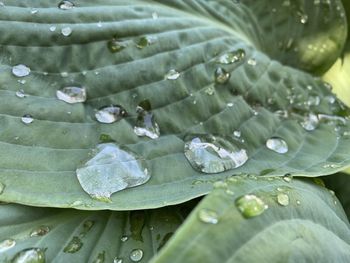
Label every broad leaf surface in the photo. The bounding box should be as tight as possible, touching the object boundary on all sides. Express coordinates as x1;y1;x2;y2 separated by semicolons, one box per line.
0;202;191;262
151;176;350;263
0;0;349;209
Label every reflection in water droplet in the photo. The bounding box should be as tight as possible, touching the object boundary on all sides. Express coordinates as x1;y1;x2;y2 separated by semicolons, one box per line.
235;194;268;218
61;27;72;37
107;38;128;53
130;249;143;262
64;236;83;253
11;248;46;263
277;193;289;206
12;64;31;77
0;239;16;253
21;114;34;124
30;226;50;237
165;69;180;80
95;105;127;124
266;137;288;154
198;209;219;224
216;49;245;64
301;113;319;131
76;143;150;201
134;100;160;139
136;36;157;49
16;89;27;98
215;67;230;84
58;0;75;10
184;135;248;173
56;86;87;104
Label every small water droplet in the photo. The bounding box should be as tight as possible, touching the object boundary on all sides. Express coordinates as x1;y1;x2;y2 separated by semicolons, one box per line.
30;9;38;14
165;69;180;80
247;58;257;66
113;258;123;263
95;105;127;124
299;13;308;24
216;49;245;64
266;137;288;154
16;89;27;98
0;239;15;253
301;113;319;131
107;38;128;53
283;174;293;182
235;194;268;218
93;251;105;263
134;100;160;139
136;36;157;49
214;67;230;84
76;143;150;201
184;135;248;173
12;64;31;77
296;200;301;205
61;27;72;37
233;130;241;138
11;248;46;263
129;249;143;262
56;86;87;104
30;226;50;237
49;26;57;32
58;0;75;10
64;236;83;253
60;72;69;77
227;102;234;107
213;181;228;189
121;235;128;242
198;209;219;224
277;193;289;206
21;114;34;124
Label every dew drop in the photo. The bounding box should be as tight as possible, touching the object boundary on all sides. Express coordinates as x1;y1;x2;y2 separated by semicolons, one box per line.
214;67;230;84
130;249;143;262
283;174;293;182
198;209;219;224
277;193;289;206
121;235;128;242
233;130;241;138
107;38;128;53
76;143;150;201
58;0;75;10
299;13;308;24
61;27;72;37
95;105;127;124
247;58;257;66
216;49;245;64
134;100;160;139
113;258;123;263
11;248;46;263
49;26;57;32
165;69;180;80
296;200;301;205
63;236;83;253
184;135;248;173
30;226;50;237
12;64;31;77
21;114;34;124
16;89;27;98
235;194;268;218
301;113;319;131
0;239;16;253
136;36;157;49
266;137;288;154
56;86;87;104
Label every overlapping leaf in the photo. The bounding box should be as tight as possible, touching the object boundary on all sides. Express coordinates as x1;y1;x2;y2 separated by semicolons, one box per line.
0;0;349;210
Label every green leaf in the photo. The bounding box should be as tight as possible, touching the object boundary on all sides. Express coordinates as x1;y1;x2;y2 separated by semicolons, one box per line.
0;1;349;210
0;202;192;262
151;176;350;263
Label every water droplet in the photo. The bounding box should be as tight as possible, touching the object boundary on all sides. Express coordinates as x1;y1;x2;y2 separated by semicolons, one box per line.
16;89;27;98
56;86;87;104
76;143;150;201
216;49;245;64
277;193;289;206
198;209;219;224
233;130;241;138
58;0;75;10
30;226;50;237
299;13;308;24
152;12;158;19
227;102;234;107
136;36;157;49
95;105;127;124
296;200;301;205
107;38;128;53
266;137;288;154
21;114;34;124
49;26;57;32
129;249;143;262
134;100;160;139
97;21;102;28
93;251;105;263
0;239;16;253
214;67;230;84
301;113;319;131
113;258;123;263
12;64;31;77
11;248;46;263
247;58;257;66
283;174;293;182
121;235;128;242
60;72;69;77
30;9;38;14
61;27;72;37
165;69;180;80
213;180;228;189
64;236;83;253
184;135;248;173
318;114;347;126
235;194;268;218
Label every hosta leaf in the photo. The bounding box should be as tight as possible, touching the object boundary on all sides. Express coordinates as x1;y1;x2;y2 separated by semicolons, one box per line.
151;176;350;263
0;0;349;210
0;202;192;262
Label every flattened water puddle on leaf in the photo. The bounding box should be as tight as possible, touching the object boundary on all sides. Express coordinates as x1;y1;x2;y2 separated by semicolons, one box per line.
235;194;268;218
107;38;128;53
198;208;219;224
30;226;50;237
136;36;157;49
266;137;288;154
56;86;86;104
0;239;16;253
184;135;248;173
76;143;150;202
58;0;75;10
11;248;46;263
12;64;30;77
63;236;82;253
134;100;160;139
95;105;127;124
165;69;180;80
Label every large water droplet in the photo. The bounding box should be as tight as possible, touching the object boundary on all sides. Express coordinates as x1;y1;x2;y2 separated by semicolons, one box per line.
95;105;127;124
30;226;50;237
184;135;248;173
58;0;75;10
56;86;86;104
214;67;230;84
11;248;45;263
0;239;16;253
12;64;31;77
277;193;289;206
63;236;83;253
198;209;219;224
301;113;319;131
266;137;288;154
216;49;245;64
107;38;128;53
76;143;150;201
61;27;72;37
134;100;160;139
136;36;157;49
21;114;34;124
129;249;143;262
165;69;180;80
235;194;268;218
